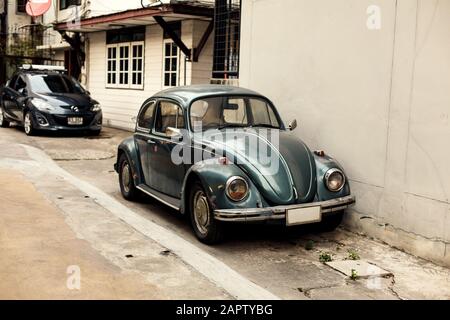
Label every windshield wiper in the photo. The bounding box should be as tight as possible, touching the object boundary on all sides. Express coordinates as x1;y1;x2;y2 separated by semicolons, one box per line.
218;124;246;130
251;124;280;129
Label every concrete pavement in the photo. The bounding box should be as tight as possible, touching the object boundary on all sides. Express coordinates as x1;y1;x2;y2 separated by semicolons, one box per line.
0;125;449;300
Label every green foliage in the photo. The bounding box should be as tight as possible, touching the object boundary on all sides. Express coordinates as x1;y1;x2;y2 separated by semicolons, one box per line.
305;240;315;251
348;249;361;261
350;269;359;281
319;252;333;263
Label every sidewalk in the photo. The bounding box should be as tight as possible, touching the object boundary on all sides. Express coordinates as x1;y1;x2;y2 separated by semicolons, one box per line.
0;169;166;299
0;137;449;300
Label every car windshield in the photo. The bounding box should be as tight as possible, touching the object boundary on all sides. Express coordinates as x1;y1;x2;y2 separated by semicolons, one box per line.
28;74;86;94
190;96;281;132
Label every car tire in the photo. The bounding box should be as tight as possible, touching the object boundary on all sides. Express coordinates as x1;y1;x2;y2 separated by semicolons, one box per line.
0;108;10;128
24;111;36;136
90;129;101;136
189;182;224;244
118;153;139;201
317;211;344;232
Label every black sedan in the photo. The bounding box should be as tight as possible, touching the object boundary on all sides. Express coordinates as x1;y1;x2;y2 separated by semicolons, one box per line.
0;66;102;135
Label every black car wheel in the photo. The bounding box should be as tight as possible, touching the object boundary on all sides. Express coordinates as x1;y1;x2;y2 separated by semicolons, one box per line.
118;153;139;201
189;182;224;244
317;211;344;232
90;129;102;136
0;108;10;128
24;112;36;136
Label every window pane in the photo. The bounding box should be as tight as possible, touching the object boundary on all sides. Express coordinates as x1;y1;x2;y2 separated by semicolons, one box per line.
171;59;177;72
164;73;170;87
138;102;155;129
171;73;177;86
224;98;247;125
155;102;184;134
171;44;178;56
165;58;171;71
165;43;171;56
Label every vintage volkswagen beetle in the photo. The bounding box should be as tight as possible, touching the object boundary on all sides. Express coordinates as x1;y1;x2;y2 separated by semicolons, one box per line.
115;85;355;244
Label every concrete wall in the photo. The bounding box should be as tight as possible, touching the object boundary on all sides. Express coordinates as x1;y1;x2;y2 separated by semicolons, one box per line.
240;0;450;266
86;20;213;130
6;0;32;30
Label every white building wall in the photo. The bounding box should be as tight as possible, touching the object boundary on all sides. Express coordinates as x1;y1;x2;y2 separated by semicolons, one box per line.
87;20;213;130
6;0;32;30
239;0;450;266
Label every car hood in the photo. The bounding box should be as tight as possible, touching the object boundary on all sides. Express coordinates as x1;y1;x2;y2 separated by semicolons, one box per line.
195;129;317;205
35;92;97;109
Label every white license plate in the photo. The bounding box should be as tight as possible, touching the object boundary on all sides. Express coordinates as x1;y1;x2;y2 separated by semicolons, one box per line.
286;206;322;226
68;117;83;125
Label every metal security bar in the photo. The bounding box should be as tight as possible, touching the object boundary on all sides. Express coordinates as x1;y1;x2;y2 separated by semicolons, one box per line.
0;25;64;84
212;0;241;80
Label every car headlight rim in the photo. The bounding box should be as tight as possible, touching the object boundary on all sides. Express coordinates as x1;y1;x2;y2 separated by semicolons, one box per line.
32;98;55;112
324;168;346;192
225;176;249;202
91;104;101;112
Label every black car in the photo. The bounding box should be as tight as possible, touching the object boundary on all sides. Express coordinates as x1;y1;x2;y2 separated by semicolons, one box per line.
0;65;102;135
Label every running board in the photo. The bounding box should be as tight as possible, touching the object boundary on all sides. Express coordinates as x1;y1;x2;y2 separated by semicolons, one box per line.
136;185;181;211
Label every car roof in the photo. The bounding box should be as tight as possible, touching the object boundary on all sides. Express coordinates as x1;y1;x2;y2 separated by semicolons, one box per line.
152;85;267;107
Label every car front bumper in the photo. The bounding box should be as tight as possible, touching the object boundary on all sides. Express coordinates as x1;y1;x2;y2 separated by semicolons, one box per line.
214;195;356;224
32;111;102;132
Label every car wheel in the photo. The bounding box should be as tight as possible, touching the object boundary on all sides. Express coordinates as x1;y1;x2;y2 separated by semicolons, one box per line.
90;129;101;136
317;211;344;232
0;108;10;128
189;182;224;244
24;112;36;136
118;153;139;201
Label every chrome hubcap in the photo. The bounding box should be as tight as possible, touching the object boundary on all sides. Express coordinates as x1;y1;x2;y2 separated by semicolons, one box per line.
193;190;210;235
24;114;31;134
121;163;131;193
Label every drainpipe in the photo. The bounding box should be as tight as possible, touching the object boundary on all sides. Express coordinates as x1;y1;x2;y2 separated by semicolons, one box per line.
0;0;8;84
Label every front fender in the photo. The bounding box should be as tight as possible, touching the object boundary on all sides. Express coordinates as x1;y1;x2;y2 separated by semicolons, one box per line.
180;159;266;214
314;154;351;201
115;136;144;186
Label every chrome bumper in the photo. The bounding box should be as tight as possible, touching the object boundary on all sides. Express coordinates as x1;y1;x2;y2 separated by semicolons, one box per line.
214;196;356;223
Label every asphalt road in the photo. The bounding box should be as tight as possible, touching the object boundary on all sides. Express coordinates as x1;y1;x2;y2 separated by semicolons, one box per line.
1;125;449;300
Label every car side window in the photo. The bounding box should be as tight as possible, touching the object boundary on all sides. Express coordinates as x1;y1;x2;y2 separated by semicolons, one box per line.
15;76;27;93
154;101;185;136
8;75;18;90
137;101;156;132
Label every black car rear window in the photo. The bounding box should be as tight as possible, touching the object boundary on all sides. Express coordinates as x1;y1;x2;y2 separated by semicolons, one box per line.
28;74;86;94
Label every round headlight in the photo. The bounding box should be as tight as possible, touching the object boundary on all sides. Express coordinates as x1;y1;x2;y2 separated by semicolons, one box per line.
226;177;249;202
325;169;346;192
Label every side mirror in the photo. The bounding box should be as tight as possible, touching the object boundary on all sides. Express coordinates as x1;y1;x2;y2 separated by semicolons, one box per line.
166;127;183;139
288;119;298;131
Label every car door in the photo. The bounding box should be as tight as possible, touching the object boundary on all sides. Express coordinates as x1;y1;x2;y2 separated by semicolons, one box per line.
134;100;157;186
12;75;29;120
1;75;20;121
147;100;187;198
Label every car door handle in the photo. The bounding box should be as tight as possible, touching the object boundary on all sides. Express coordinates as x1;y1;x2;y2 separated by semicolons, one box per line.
147;140;156;145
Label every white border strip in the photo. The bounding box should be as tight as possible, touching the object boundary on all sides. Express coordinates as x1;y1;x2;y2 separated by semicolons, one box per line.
19;144;280;300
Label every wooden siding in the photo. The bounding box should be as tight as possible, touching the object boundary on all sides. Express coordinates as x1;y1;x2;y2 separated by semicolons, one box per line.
86;20;213;131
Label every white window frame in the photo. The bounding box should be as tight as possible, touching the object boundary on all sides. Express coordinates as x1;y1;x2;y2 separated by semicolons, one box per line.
162;39;180;88
106;41;145;90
